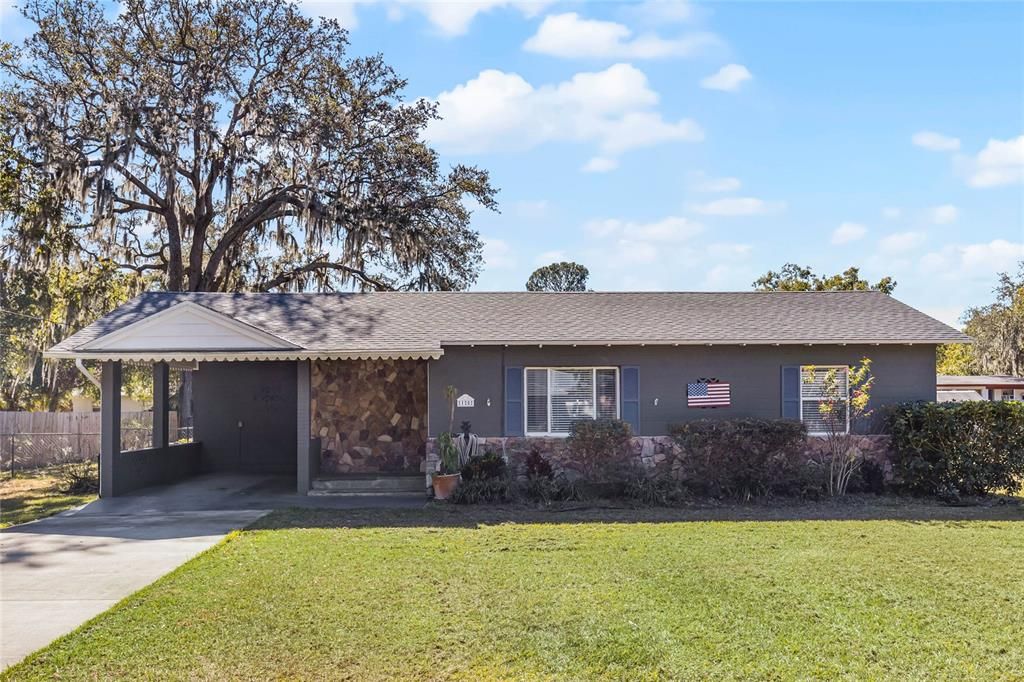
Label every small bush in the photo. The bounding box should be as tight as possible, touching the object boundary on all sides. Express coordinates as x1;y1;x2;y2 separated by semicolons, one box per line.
566;418;632;476
847;459;886;495
520;473;587;504
449;477;517;504
53;456;98;495
624;473;690;507
670;418;813;500
887;401;1024;497
524;448;554;480
461;451;508;481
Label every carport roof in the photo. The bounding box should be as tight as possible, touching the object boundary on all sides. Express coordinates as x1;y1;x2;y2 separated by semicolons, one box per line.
45;291;970;362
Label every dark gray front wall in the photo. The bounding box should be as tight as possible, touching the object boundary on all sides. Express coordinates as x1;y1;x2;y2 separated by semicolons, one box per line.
427;344;937;437
192;361;298;474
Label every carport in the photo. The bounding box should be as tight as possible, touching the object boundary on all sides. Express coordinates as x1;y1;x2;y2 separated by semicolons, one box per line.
89;358;304;498
45;294;442;498
43;300;317;497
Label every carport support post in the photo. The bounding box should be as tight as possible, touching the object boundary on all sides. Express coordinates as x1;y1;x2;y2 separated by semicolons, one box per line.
296;360;311;494
152;361;169;450
100;360;122;498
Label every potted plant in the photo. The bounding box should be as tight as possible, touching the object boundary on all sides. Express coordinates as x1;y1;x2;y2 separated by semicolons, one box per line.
432;385;461;500
432;431;461;499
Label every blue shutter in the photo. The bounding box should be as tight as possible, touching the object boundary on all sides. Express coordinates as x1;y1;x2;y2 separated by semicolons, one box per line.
781;365;800;420
505;366;524;436
621;366;640;434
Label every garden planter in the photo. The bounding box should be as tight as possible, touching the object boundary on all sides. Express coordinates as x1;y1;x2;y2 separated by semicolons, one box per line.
432;473;461;500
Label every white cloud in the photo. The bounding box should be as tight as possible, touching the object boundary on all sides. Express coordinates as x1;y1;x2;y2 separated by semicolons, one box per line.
630;0;694;24
966;135;1024;188
426;63;704;160
584;216;704;242
879;231;926;254
300;1;550;35
912;130;961;152
831;222;867;245
522;12;717;59
919;239;1024;280
699;64;753;92
706;242;753;258
482;237;516;269
535;250;565;264
689;171;741;192
299;0;361;27
689;197;785;216
929;204;959;225
881;207;902;220
582;157;619;173
415;0;550;36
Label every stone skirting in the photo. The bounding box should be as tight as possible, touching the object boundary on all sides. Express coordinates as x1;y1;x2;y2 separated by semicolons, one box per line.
425;434;894;482
312;358;428;475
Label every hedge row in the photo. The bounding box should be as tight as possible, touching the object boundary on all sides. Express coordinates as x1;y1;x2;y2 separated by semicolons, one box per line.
887;400;1024;498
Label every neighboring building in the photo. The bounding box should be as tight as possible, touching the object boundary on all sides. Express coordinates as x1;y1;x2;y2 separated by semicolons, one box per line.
937;375;1024;402
45;291;968;497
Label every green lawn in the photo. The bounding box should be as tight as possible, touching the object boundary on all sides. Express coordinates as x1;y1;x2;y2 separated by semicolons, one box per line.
0;468;95;529
6;508;1023;680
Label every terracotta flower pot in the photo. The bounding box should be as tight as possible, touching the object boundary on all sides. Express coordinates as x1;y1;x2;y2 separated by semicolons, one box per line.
432;473;461;500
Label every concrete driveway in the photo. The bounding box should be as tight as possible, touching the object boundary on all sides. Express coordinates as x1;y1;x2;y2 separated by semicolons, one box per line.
0;478;270;670
1;473;427;669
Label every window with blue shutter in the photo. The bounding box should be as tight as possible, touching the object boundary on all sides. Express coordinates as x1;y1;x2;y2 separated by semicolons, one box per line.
504;366;524;436
781;365;800;420
621;366;640;434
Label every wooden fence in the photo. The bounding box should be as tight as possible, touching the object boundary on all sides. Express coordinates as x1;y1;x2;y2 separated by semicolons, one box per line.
0;411;184;472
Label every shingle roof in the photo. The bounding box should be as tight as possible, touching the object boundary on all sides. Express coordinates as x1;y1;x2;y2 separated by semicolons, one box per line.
46;291;970;356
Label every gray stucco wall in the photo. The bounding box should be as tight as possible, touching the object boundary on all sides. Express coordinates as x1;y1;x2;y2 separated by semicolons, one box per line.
427;344;937;437
192;361;298;474
111;443;201;496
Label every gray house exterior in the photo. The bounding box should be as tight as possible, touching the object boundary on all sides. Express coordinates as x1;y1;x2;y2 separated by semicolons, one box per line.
45;291;968;497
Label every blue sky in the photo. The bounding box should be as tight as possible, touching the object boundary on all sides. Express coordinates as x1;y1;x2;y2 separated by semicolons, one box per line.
2;1;1022;326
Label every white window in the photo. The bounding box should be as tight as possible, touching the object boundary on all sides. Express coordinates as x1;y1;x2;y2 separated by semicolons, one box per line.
525;367;619;435
1001;389;1014;401
800;365;850;435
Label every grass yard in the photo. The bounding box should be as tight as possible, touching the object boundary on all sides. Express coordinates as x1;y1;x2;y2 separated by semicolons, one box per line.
0;467;95;528
5;507;1023;681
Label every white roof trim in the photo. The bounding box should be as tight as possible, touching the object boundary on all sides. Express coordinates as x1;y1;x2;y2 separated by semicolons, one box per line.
438;339;965;346
44;349;444;362
79;301;299;351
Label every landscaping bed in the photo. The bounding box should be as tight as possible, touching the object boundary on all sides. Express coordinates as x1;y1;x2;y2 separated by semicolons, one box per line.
5;502;1022;680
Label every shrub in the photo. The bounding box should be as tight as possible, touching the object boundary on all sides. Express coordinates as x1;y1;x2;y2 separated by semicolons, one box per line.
670;418;813;500
461;451;507;481
887;401;1024;498
53;455;98;494
449;477;517;504
524;448;554;480
566;418;632;477
624;473;690;507
847;459;886;495
520;472;587;504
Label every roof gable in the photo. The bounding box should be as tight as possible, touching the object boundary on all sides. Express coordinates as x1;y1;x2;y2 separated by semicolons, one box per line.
79;301;299;352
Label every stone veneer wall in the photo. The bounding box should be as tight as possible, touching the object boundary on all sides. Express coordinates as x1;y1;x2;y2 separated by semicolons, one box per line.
312;358;427;475
425;434;893;485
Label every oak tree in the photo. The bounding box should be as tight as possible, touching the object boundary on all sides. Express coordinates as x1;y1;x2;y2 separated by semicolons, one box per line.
0;0;496;294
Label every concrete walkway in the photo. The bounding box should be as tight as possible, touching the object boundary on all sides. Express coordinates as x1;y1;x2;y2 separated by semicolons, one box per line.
1;473;428;669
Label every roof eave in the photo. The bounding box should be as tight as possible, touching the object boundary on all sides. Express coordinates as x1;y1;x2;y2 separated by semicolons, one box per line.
42;348;445;362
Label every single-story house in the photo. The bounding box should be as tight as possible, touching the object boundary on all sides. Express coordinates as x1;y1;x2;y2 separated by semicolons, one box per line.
45;291;968;497
937;375;1024;402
